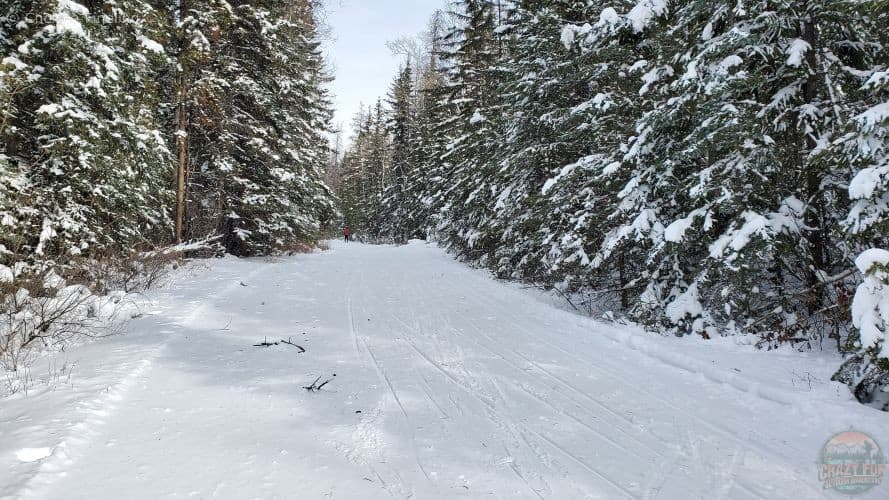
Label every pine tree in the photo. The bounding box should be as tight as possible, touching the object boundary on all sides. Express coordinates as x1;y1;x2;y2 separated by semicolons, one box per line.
179;0;335;255
490;0;598;283
0;0;173;271
433;0;504;261
381;63;418;243
832;0;889;408
608;0;886;338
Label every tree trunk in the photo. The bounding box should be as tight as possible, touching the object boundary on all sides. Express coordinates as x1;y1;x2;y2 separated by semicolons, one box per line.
174;0;190;244
800;6;825;312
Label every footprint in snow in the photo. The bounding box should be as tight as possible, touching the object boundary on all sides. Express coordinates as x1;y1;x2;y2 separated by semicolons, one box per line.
16;447;53;462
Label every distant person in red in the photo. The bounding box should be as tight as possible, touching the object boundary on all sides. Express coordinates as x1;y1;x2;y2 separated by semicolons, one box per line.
343;226;351;242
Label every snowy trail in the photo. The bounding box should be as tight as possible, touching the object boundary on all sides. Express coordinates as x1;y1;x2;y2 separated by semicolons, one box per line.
1;241;887;499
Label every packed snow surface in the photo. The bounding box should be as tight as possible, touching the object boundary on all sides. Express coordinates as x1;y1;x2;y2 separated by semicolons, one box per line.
1;241;887;499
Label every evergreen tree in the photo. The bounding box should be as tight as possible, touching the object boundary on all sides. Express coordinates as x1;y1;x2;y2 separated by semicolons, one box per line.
433;0;504;261
179;0;335;255
0;0;173;271
380;63;418;243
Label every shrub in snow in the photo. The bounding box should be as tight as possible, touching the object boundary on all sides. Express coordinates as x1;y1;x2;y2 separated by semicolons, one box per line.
1;269;123;372
0;249;179;374
833;250;889;411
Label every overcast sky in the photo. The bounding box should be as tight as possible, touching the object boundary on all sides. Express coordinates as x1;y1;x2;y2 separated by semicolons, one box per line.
323;0;446;140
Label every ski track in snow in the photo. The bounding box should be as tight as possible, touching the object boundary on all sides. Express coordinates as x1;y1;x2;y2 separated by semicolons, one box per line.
1;241;887;500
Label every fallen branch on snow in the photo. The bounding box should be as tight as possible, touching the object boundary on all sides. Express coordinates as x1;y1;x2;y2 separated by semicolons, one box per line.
253;337;278;347
281;337;306;353
304;374;336;392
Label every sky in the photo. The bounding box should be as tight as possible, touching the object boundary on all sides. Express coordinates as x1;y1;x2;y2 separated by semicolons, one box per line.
323;0;446;141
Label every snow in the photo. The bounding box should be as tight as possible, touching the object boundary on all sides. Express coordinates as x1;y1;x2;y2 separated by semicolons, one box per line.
35;104;60;116
720;54;743;70
52;1;90;38
16;448;53;463
856;101;889;130
53;14;85;37
663;211;704;243
1;242;887;499
598;8;620;27
708;202;803;261
137;36;165;54
665;282;703;324
627;0;668;33
701;22;713;41
0;264;13;283
856;249;889;277
853;249;889;356
560;26;576;49
785;39;811;68
34;218;56;255
1;56;27;71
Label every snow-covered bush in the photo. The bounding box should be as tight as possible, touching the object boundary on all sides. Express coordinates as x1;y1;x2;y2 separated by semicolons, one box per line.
0;267;127;372
833;250;889;410
852;250;889;355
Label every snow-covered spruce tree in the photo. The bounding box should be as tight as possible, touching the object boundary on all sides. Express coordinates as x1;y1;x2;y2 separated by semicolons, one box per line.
580;0;884;341
380;63;419;243
489;0;614;287
336;109;367;234
432;0;505;262
399;10;453;241
834;250;889;410
259;0;336;249
0;0;172;270
833;0;889;407
407;38;458;242
410;80;445;233
336;103;391;241
543;1;676;312
180;0;334;255
1;0;173;364
337;109;375;237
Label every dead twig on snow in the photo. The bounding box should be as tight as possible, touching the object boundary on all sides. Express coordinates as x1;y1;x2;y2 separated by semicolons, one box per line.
254;337;278;347
304;373;336;392
281;337;305;353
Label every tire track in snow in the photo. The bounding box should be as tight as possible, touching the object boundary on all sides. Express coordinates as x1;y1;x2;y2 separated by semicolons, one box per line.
394;289;668;492
346;295;361;359
342;282;421;498
354;306;436;486
498;442;547;500
359;334;409;420
385;310;631;499
417;372;450;420
448;275;823;499
454;316;668;461
521;424;637;500
394;276;577;499
352;274;548;497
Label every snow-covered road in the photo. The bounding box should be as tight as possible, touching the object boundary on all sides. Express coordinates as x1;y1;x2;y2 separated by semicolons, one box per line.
1;241;887;499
